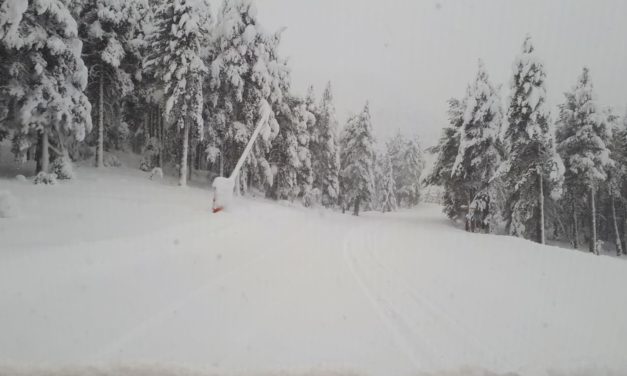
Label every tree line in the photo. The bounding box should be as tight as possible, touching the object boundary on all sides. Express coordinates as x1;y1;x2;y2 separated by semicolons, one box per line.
0;0;424;214
428;35;625;256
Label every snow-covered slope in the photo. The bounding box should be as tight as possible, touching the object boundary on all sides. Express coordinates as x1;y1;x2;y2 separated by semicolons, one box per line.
1;165;626;376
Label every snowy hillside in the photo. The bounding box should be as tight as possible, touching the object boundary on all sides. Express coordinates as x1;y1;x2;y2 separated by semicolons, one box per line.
1;163;626;376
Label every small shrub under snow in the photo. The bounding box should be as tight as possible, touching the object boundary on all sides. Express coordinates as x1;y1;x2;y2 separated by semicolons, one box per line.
104;154;122;168
33;172;58;185
51;155;74;180
0;190;20;218
149;167;164;180
139;157;152;172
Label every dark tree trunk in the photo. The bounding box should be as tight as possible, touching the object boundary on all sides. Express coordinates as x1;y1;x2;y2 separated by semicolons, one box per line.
40;129;49;173
96;71;104;168
158;104;164;168
589;188;598;255
35;131;43;173
465;196;472;232
188;138;193;182
353;197;361;216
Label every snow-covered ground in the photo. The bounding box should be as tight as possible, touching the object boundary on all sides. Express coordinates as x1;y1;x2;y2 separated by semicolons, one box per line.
1;159;627;376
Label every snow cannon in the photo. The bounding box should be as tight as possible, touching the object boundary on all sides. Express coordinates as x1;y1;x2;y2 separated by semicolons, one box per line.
211;100;272;213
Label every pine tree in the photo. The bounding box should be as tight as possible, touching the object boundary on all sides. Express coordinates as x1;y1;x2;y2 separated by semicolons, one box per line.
311;82;340;207
73;0;146;167
451;60;502;232
502;36;564;243
385;132;424;208
604;108;625;256
426;98;466;220
557;67;613;255
145;0;210;186
378;152;397;213
339;103;376;216
401;138;424;208
0;0;92;174
271;95;315;202
207;0;288;193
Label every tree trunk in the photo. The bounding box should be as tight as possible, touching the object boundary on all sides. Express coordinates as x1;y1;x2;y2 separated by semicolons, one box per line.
188;138;193;182
589;188;598;255
97;71;104;168
538;172;545;244
465;196;471;232
179;120;189;187
219;147;224;177
35;131;43;173
572;203;579;249
157;104;163;168
610;190;623;256
40;129;49;173
353;197;361;216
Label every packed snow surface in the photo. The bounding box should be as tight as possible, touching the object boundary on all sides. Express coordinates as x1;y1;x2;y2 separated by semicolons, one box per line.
1;165;626;376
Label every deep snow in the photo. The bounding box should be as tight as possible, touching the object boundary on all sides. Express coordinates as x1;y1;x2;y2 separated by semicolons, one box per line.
1;160;627;376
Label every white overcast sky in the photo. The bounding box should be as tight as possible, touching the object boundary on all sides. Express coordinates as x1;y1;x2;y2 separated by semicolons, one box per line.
238;0;627;146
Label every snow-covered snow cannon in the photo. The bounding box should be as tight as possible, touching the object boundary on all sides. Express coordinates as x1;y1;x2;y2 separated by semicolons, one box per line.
212;100;273;213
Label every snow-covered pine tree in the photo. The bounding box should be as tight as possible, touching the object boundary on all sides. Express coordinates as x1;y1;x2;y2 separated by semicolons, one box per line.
603;108;625;256
378;152;397;213
0;0;92;174
619;109;627;255
73;0;146;167
207;0;288;193
386;133;404;204
339;103;376;216
451;60;502;232
426;98;466;220
400;137;424;208
386;132;424;208
556;67;613;255
502;36;564;243
271;95;315;202
310;82;340;207
145;0;211;186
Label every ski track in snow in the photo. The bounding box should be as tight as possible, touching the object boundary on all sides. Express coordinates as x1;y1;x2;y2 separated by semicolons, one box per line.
343;223;500;373
342;225;428;370
361;229;500;368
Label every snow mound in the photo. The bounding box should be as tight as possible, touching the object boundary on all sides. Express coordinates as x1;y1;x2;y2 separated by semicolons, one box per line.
15;175;27;182
149;167;164;180
0;190;19;218
104;154;122;168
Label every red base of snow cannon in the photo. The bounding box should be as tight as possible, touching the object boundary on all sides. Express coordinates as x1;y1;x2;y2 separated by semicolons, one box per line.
212;176;234;214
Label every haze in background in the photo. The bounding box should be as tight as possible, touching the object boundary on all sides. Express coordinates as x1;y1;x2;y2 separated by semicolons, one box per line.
239;0;627;146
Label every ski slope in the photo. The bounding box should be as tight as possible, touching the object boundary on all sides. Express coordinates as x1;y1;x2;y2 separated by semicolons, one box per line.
1;164;627;376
